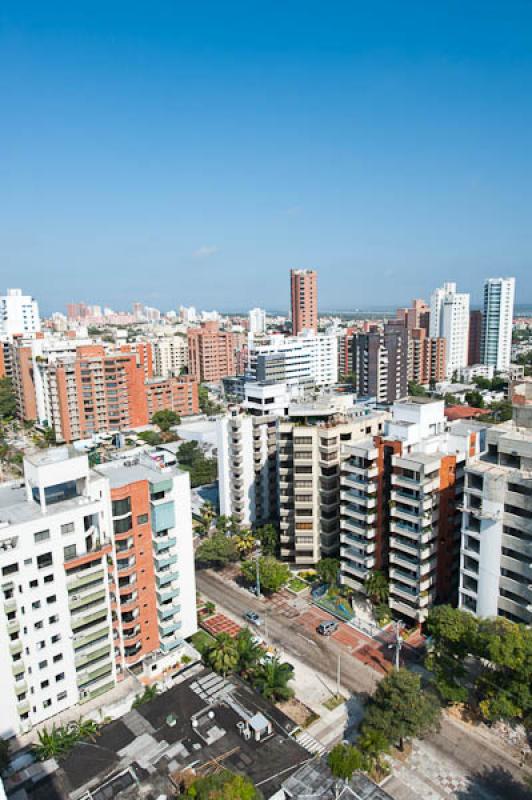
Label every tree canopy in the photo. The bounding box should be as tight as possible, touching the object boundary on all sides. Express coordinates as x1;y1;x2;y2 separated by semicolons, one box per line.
362;668;441;750
0;378;17;420
241;556;290;593
195;533;239;568
328;743;364;780
316;558;340;587
186;769;261;799
151;409;180;431
178;440;217;487
427;607;532;724
255;523;279;557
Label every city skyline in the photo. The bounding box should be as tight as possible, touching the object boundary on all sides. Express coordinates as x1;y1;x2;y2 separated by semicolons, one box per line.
2;2;532;311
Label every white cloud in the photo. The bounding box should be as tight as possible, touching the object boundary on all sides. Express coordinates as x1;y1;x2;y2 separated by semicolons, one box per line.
193;244;219;259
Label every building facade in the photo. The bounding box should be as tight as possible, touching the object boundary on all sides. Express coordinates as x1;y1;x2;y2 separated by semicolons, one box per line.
353;323;408;403
278;399;387;565
480;277;515;372
0;288;41;338
468;309;483;366
0;448;197;739
249;332;338;393
459;381;531;625
340;398;486;623
152;335;189;378
187;322;236;383
217;408;278;529
290;269;318;335
145;376;199;419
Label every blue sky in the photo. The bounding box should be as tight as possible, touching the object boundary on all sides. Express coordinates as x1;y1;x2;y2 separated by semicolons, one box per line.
1;1;532;314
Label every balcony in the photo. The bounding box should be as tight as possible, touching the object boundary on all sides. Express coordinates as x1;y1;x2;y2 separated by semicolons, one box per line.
156;571;178;588
158;604;181;620
153;537;177;553
342;503;376;525
69;588;107;613
389;567;418;587
159;620;182;638
155;554;178;571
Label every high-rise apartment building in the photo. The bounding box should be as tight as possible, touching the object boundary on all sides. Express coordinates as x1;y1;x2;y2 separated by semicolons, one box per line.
290;269;318;335
248;332;338;393
0;289;41;338
480;277;515;372
430;282;470;379
407;328;446;386
396;299;430;332
353;322;408;403
278;398;387;565
187;322;235;383
0;448;197;739
145;376;199;418
468;310;483;366
340;398;486;623
217;408;279;529
248;308;267;336
459;381;531;625
337;327;356;377
152;335;188;377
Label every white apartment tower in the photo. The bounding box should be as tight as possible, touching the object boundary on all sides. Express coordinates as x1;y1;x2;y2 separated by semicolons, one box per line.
480;277;515;372
152;335;189;377
459;382;531;625
0;288;41;338
0;448;197;739
217;408;278;529
430;282;470;379
248;308;267;336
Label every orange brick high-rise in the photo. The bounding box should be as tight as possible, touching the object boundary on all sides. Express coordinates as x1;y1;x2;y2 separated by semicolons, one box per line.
290;269;318;335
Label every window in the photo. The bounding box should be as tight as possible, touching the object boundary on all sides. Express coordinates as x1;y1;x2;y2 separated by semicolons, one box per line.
49;615;58;624
34;530;50;543
46;595;56;605
63;545;77;561
137;513;149;525
43;699;52;709
61;522;75;535
40;680;49;689
44;574;54;584
37;553;53;570
37;640;45;649
2;563;18;577
35;621;44;630
29;580;38;589
55;672;65;683
38;660;48;669
112;497;131;517
32;600;41;610
113;516;132;535
51;635;61;645
57;691;67;702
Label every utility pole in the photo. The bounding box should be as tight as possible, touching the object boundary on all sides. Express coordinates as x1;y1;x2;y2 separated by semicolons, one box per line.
255;551;261;598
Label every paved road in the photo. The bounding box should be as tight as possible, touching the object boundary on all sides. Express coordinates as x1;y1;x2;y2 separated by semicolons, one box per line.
197;569;532;800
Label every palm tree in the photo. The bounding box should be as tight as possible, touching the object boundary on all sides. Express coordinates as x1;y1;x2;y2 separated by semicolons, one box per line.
236;629;262;677
71;718;100;742
200;501;216;531
364;570;389;605
206;633;239;676
234;530;256;558
357;728;389;775
254;658;294;702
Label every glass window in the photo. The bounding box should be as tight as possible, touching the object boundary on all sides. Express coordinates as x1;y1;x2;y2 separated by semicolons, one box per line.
34;530;50;543
37;553;53;570
61;522;75;535
112;497;131;517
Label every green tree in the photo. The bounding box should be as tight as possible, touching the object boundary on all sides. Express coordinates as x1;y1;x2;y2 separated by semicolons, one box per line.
253;657;294;702
316;558;340;587
206;633;239;676
362;669;441;751
0;378;17;420
137;430;162;446
328;742;364;781
465;390;484;408
357;728;389;775
200;500;216;531
186;769;261;799
198;385;223;416
364;571;389;605
255;523;279;556
241;556;290;593
195;533;239;567
408;381;427;396
235;628;263;677
426;606;478;704
152;409;180;431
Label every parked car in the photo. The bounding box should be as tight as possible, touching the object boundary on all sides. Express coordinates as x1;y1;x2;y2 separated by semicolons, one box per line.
244;611;262;626
317;619;338;636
